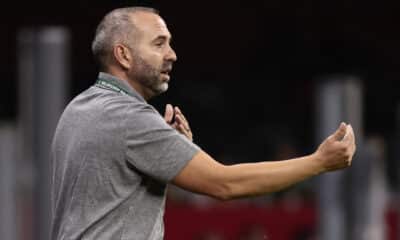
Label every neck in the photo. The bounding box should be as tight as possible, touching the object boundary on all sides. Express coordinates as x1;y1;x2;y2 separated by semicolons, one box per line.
105;68;153;100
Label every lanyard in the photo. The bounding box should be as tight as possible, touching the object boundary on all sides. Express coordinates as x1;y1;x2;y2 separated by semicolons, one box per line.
94;78;129;96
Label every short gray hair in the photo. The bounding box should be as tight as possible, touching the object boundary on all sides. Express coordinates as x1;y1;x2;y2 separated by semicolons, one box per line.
91;7;159;70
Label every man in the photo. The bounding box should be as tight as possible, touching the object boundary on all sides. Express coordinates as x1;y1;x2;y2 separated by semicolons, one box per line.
51;6;356;240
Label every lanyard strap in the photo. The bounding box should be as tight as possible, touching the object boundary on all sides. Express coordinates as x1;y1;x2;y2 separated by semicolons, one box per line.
94;79;129;96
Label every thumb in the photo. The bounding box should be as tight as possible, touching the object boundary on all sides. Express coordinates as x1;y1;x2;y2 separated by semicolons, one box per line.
164;104;174;123
331;122;347;141
342;124;354;143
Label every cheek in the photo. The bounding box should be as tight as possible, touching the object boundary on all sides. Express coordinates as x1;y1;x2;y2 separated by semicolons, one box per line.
150;52;164;66
147;47;165;63
136;46;158;61
141;55;162;71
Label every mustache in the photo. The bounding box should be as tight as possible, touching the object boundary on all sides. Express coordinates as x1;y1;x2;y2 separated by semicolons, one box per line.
161;61;173;72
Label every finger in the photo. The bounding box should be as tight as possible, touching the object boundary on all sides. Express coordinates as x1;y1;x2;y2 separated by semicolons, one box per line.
174;106;193;141
347;125;356;153
175;107;189;124
171;122;178;130
177;123;188;134
177;123;193;141
176;116;193;140
346;157;352;167
342;124;352;141
164;104;174;123
173;118;186;132
332;122;347;141
175;114;190;131
341;127;356;161
350;125;355;145
174;107;191;129
342;125;350;141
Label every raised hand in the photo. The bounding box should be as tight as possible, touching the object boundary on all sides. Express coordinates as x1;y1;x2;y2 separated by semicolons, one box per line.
314;122;356;172
164;104;193;141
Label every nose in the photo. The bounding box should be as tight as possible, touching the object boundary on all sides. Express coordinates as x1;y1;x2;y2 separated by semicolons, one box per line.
166;46;177;62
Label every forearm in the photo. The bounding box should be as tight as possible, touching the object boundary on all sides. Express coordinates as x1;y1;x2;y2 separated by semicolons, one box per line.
173;123;355;201
222;154;323;199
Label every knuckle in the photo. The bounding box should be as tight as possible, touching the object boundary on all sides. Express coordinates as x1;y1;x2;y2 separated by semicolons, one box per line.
339;145;347;153
346;159;352;166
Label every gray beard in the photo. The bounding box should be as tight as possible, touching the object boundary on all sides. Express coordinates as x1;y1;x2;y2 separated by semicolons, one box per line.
132;54;168;96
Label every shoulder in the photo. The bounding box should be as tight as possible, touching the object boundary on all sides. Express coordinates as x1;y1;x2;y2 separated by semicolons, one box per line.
75;86;148;116
123;100;165;128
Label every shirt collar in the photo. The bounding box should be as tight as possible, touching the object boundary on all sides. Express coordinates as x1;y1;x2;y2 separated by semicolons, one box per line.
97;72;146;103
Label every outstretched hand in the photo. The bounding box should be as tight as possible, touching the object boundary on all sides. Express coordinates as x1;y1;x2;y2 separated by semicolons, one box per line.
314;122;356;172
164;104;193;142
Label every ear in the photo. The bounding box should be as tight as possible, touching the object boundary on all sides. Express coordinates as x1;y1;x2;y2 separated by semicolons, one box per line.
113;44;132;70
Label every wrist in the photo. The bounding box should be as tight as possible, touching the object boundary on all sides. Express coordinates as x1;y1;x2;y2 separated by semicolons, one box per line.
310;152;325;175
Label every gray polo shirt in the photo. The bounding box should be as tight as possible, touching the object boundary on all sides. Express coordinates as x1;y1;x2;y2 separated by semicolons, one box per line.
51;72;200;240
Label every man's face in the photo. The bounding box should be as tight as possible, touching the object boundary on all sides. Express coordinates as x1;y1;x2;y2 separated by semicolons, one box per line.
127;12;177;97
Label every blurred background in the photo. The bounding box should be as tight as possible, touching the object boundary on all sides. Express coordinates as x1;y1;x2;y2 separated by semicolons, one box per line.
0;0;399;239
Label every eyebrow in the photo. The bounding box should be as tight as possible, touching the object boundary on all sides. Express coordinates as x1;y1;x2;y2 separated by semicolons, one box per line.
152;35;172;43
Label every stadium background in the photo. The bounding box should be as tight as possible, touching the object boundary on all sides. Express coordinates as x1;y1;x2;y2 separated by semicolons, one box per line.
0;0;399;239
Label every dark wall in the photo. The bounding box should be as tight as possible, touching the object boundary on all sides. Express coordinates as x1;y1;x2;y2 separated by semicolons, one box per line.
1;0;400;162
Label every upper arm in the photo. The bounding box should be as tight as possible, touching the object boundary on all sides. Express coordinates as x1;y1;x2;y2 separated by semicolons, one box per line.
171;150;230;200
125;103;199;182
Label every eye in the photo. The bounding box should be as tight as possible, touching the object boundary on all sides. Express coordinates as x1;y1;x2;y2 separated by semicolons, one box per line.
155;41;164;48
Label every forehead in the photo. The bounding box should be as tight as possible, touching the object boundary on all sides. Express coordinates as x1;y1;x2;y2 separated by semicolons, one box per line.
131;12;171;40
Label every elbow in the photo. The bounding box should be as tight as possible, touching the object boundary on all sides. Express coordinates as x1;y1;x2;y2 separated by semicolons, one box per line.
210;180;236;201
211;190;232;201
209;165;242;201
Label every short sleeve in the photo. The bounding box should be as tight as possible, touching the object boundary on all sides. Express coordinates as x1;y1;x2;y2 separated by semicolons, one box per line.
124;103;200;183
